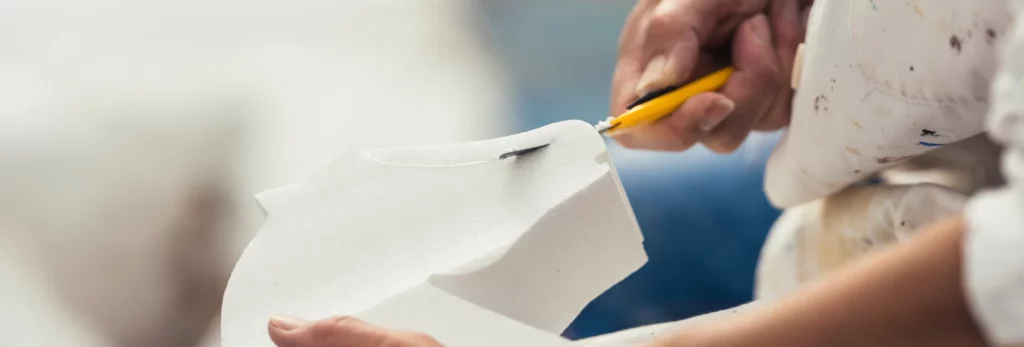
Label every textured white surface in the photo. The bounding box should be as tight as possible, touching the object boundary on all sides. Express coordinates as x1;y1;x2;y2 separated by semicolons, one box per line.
222;121;646;347
765;0;1011;208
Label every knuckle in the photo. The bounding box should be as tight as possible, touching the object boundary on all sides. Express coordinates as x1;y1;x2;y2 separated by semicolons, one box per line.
645;4;686;33
307;323;338;342
664;129;698;151
326;316;363;329
704;132;746;153
308;316;362;342
645;12;674;32
753;61;784;86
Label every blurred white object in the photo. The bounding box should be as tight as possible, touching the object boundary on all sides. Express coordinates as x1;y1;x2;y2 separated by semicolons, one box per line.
0;77;244;347
764;0;1011;208
964;0;1024;344
0;229;114;347
0;0;509;346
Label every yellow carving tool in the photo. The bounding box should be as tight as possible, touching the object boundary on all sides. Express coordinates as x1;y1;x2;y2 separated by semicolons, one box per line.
595;66;735;134
499;66;734;159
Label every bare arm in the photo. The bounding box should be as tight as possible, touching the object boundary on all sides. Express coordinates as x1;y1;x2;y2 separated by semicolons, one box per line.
652;217;985;347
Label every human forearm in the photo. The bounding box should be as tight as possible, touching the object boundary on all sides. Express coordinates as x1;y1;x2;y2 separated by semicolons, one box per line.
653;217;984;347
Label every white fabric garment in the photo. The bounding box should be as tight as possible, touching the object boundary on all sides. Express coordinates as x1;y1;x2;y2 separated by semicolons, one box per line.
755;133;1002;300
765;0;1012;208
756;183;968;300
758;0;1024;345
756;0;1008;300
964;0;1024;344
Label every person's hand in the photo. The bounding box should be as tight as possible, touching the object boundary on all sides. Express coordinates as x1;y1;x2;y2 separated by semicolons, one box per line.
611;0;808;152
268;316;443;347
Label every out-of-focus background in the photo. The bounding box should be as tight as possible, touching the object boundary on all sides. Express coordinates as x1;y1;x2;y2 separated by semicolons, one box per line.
0;0;779;346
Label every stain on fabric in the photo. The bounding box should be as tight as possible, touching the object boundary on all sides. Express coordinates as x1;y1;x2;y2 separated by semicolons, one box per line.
814;95;829;113
846;147;863;156
853;121;863;129
987;28;997;44
876;155;914;164
909;65;915;71
920;129;938;137
918;141;945;147
910;4;923;17
861;91;873;103
870;0;877;11
949;35;962;54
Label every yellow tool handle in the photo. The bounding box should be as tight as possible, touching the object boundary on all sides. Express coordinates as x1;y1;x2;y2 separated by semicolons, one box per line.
608;66;734;133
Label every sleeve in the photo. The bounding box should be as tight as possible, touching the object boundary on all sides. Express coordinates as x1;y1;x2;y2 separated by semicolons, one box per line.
963;5;1024;346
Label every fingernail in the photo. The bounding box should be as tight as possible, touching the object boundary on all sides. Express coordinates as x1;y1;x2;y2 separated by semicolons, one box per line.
699;99;735;131
270;316;308;331
636;55;668;96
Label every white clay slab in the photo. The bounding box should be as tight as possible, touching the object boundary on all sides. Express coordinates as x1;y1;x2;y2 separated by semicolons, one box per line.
221;120;647;346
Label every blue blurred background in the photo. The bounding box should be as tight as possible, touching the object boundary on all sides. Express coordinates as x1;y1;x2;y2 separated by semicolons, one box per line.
476;0;782;339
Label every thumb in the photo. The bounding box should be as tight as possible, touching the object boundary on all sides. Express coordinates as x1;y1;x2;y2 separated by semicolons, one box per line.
268;316;383;347
268;316;443;347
